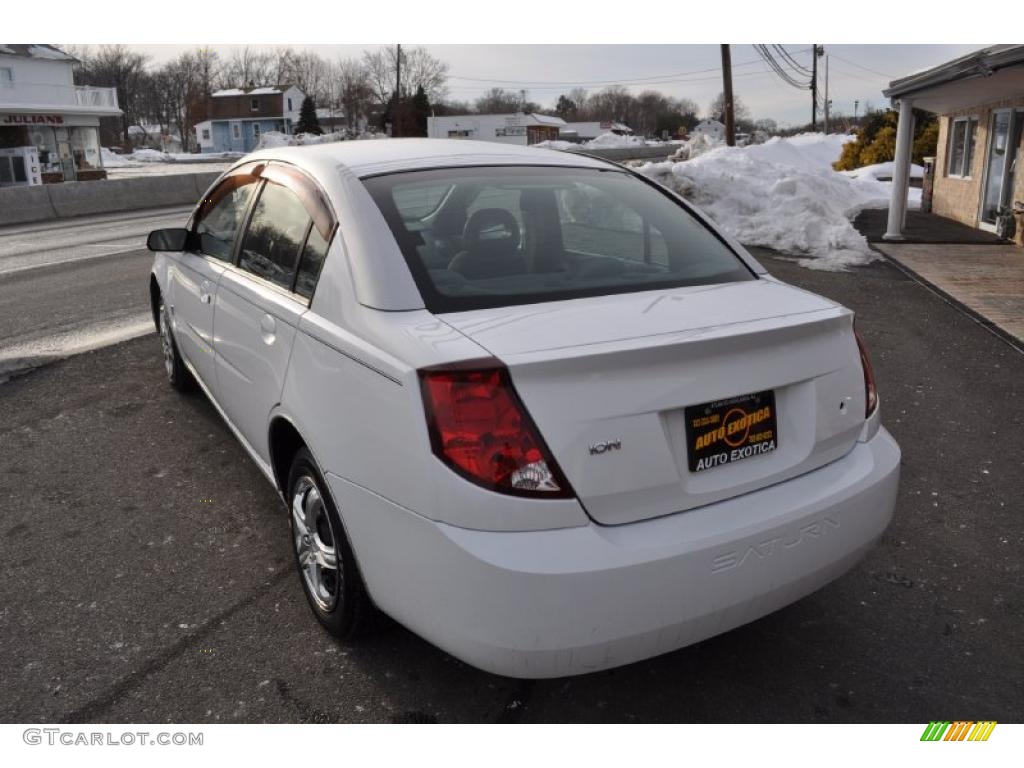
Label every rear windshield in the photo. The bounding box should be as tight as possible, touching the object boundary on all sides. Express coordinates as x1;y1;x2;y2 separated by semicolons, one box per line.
362;165;754;312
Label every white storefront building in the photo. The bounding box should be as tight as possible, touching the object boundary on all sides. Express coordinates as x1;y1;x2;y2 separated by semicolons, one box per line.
0;44;121;185
427;113;565;146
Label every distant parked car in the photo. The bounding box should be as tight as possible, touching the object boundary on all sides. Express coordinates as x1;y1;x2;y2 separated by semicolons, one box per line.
147;139;900;678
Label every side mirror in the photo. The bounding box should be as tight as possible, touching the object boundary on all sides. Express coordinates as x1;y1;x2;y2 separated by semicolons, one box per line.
147;228;192;252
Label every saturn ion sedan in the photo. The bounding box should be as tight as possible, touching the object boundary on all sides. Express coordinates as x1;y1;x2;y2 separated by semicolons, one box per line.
147;139;900;678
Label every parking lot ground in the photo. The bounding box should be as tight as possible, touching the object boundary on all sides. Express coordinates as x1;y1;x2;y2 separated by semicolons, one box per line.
1;250;1021;723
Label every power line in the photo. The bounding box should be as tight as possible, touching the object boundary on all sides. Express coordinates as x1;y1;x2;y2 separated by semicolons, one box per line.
827;53;895;80
753;44;811;90
448;49;811;89
773;45;813;76
441;68;785;94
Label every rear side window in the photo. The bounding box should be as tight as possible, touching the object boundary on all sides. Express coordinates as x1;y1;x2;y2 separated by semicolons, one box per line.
238;181;311;290
194;174;260;261
362;166;753;313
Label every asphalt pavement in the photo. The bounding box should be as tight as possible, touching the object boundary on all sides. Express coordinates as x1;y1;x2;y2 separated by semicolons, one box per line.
0;207;191;377
0;248;1021;723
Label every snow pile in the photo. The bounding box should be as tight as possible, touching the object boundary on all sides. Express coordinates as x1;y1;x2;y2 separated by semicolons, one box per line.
840;161;924;181
130;148;174;163
671;133;725;161
638;133;918;271
583;132;647;149
532;139;579;151
100;148;133;167
256;131;349;149
101;148;244;166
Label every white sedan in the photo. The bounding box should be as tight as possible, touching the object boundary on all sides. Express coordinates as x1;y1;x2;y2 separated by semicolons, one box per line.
147;139;900;678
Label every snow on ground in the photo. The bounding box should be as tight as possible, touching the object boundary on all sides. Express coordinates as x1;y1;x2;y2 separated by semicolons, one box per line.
638;133;920;271
534;132;662;151
584;132;649;149
101;147;244;177
840;161;925;181
101;147;243;167
256;131;385;149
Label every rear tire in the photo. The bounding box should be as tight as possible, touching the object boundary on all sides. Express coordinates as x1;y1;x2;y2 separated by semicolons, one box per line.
287;447;374;639
157;295;195;392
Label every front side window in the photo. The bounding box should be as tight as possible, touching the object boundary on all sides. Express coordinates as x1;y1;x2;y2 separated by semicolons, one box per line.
238;181;311;290
947;116;978;177
363;166;753;313
193;174;260;261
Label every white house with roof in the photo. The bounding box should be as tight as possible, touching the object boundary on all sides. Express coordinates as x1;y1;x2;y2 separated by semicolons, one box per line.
0;43;121;184
197;85;303;153
427;113;565;146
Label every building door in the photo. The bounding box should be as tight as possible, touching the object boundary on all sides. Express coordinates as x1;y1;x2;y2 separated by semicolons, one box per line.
979;109;1023;230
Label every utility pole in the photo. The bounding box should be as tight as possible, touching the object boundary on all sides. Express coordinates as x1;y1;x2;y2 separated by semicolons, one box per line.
824;55;830;134
720;44;735;146
854;99;860;126
393;43;402;137
811;44;819;131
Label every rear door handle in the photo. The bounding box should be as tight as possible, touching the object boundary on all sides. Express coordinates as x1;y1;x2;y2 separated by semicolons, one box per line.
260;313;277;345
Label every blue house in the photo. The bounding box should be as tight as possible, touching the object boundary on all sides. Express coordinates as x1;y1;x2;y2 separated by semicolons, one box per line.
195;85;304;153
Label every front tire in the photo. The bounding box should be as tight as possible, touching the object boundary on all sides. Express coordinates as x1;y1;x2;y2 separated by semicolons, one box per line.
157;295;195;392
287;447;374;639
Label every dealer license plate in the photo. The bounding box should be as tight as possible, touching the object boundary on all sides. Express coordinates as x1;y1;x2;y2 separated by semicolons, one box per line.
684;390;778;473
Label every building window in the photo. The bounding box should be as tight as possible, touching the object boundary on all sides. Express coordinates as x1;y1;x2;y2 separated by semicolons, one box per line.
0;67;13;84
947;116;978;178
287;98;292;111
202;128;210;140
69;126;101;171
251;98;259;112
232;123;241;140
253;123;261;140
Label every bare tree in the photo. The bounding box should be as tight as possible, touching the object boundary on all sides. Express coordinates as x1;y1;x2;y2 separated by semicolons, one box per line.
587;85;637;126
332;57;375;130
73;45;150;144
474;87;526;114
218;46;274;89
287;50;331;103
708;92;750;123
362;46;448;104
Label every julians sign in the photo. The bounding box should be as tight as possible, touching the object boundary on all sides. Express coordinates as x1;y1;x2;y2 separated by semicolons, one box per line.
2;114;65;125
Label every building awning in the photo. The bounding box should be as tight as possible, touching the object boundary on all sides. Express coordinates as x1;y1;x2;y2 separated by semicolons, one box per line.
883;45;1024;113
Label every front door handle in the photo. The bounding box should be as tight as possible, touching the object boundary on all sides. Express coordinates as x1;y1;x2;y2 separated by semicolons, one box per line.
199;280;213;304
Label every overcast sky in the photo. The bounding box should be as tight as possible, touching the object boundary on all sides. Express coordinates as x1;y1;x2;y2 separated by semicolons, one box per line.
126;44;984;126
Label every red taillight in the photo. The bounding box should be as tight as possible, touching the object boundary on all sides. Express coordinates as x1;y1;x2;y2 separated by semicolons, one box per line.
419;360;573;498
854;327;878;418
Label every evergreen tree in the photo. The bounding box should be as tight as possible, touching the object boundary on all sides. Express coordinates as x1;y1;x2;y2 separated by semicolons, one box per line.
411;86;431;137
295;95;323;135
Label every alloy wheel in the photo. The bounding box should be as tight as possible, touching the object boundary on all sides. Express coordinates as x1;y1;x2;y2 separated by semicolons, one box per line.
291;476;342;612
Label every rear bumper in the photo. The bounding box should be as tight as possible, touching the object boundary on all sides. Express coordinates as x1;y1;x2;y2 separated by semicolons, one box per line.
328;427;900;679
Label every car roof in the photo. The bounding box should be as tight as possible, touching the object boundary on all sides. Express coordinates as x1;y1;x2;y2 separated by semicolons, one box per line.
243;138;613;179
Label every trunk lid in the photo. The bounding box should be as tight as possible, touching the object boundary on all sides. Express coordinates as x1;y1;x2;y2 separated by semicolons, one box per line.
440;279;868;525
